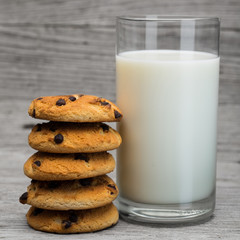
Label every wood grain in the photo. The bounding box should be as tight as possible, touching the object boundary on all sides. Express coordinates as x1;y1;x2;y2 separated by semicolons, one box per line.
0;0;239;103
0;0;239;239
0;24;239;103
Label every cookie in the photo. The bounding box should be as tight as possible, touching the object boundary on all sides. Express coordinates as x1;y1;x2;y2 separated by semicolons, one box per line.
28;122;122;153
28;94;123;122
26;203;118;233
24;151;115;181
19;175;118;210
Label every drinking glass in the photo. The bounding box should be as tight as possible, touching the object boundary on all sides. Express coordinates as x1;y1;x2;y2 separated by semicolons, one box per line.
116;16;220;223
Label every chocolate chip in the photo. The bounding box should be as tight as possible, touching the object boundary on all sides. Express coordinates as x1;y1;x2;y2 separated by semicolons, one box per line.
74;153;89;162
19;192;28;203
32;208;44;216
37;97;43;100
107;184;116;190
33;160;41;167
69;212;78;222
54;134;63;144
100;101;110;106
100;123;109;132
62;220;72;229
114;110;122;119
36;124;42;132
79;178;92;186
32;109;36;118
110;192;114;195
69;96;76;101
56;98;66;106
79;94;84;97
48;181;60;189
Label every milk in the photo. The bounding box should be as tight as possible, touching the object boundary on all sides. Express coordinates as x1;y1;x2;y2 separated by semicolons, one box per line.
116;50;219;204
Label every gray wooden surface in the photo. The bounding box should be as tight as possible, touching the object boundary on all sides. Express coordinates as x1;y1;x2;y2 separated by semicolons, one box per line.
0;0;239;239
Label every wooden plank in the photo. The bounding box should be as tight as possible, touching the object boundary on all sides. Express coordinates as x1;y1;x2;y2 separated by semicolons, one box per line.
0;0;238;28
0;24;116;101
0;25;239;105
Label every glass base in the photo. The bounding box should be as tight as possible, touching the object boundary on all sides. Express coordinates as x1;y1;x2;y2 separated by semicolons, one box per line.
117;192;215;224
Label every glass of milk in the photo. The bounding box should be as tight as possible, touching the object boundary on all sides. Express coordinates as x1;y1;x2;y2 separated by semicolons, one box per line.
116;16;220;223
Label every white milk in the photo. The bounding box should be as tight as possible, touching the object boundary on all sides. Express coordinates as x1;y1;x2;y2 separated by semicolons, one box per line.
116;50;219;204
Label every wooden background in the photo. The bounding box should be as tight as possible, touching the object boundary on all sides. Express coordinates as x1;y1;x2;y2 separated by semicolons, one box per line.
0;0;239;239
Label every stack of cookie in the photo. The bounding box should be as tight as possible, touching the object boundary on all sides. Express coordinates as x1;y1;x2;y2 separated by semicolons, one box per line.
19;94;123;233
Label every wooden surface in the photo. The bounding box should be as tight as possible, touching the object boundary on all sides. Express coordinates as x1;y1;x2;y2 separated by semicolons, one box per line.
0;0;239;239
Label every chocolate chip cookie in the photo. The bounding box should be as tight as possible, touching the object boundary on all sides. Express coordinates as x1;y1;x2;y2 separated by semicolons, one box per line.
19;175;118;210
28;94;123;122
24;151;115;181
28;122;122;153
26;203;118;233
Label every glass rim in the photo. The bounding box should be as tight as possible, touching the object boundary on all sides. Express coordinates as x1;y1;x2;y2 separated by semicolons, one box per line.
117;15;220;22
